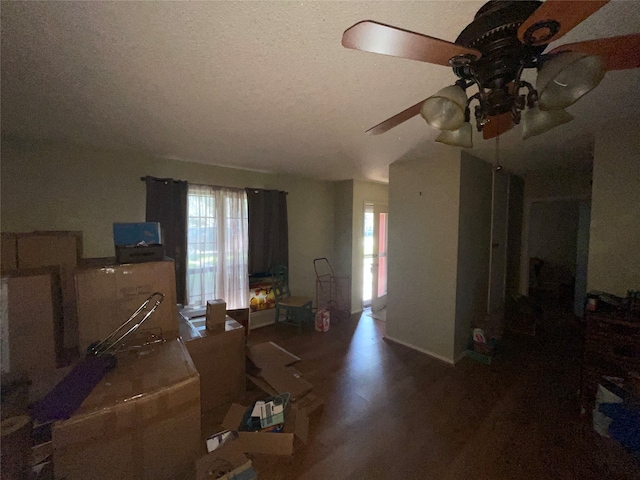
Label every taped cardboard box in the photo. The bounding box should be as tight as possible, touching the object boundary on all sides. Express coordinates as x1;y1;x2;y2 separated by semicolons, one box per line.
75;259;178;353
179;314;245;414
1;268;63;375
52;339;200;480
16;231;82;350
222;403;308;456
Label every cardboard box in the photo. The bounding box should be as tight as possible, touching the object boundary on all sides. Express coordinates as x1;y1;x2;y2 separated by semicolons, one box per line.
75;259;178;353
16;231;82;270
2;268;63;375
179;315;245;414
53;339;200;480
293;392;324;421
113;222;161;246
226;308;250;336
1;233;18;273
16;231;82;350
222;403;308;456
206;299;226;332
196;442;256;480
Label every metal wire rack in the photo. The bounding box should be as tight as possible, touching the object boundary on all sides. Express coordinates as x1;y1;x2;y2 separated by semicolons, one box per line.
314;258;351;324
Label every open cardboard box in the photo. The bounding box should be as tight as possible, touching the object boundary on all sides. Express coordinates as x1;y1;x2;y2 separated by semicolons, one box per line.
222;403;308;456
196;442;255;480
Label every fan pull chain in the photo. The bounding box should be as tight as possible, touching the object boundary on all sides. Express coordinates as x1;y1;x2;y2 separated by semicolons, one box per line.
495;134;502;171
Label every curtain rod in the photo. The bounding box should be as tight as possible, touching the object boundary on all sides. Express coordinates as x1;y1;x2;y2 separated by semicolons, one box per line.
140;175;186;183
141;176;287;194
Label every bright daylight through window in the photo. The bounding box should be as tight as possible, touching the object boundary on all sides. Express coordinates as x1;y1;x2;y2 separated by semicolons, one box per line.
187;185;249;309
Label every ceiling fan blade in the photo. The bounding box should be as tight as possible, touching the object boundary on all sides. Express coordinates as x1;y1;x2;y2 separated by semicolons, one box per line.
365;99;426;135
342;21;481;67
482;113;513;140
518;1;610;46
548;34;640;71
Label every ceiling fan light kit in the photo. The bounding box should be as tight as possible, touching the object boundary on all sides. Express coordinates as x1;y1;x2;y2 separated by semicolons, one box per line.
435;121;473;148
521;106;574;140
536;52;606;110
343;0;639;148
419;85;468;131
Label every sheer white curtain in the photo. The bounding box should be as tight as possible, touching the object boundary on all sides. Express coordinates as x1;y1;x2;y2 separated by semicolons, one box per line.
187;185;249;309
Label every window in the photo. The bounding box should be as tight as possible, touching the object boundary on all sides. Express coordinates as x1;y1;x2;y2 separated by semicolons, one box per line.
187;185;249;309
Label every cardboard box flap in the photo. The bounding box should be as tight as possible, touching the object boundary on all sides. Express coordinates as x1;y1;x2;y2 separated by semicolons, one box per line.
196;441;252;480
222;403;247;432
236;431;294;456
259;365;313;401
248;342;300;369
245;373;278;397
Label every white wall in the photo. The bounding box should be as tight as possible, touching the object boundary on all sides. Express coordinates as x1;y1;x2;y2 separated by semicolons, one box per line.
386;145;461;363
351;180;389;313
454;153;492;360
588;120;640;295
1;139;335;302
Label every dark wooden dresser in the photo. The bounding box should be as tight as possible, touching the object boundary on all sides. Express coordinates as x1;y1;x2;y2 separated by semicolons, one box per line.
581;311;640;411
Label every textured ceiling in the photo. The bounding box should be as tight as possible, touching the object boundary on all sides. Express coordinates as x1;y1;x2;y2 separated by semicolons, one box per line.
2;1;639;182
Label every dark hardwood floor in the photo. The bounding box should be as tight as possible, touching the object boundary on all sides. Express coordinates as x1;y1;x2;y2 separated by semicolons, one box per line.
244;308;639;479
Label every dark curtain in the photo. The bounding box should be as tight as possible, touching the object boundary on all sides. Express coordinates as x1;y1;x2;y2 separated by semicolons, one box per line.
245;188;288;274
145;176;188;305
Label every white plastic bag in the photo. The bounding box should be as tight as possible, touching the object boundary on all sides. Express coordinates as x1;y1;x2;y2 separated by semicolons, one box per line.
315;309;330;332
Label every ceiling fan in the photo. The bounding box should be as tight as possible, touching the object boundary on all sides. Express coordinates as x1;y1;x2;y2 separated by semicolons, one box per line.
342;0;640;147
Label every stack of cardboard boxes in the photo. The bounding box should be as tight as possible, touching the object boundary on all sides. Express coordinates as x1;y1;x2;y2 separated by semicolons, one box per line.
1;229;323;479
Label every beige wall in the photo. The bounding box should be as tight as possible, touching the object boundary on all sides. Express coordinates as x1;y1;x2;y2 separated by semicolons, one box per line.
524;166;592;200
333;181;354;309
351;180;389;313
454;153;492;360
1;139;335;302
588;121;640;296
386;145;461;362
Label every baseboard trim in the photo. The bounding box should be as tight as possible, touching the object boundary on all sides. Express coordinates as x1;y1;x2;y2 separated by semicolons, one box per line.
383;335;455;365
454;350;468;364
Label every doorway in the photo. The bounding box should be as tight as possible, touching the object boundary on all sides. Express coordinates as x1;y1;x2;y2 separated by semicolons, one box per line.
363;203;388;312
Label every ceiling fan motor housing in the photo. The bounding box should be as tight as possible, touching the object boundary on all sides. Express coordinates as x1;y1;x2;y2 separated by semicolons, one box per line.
454;0;546;114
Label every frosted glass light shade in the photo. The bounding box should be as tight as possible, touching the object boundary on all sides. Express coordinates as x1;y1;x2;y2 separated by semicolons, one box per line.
435;122;473;148
537;52;605;110
521;106;573;139
420;85;467;131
